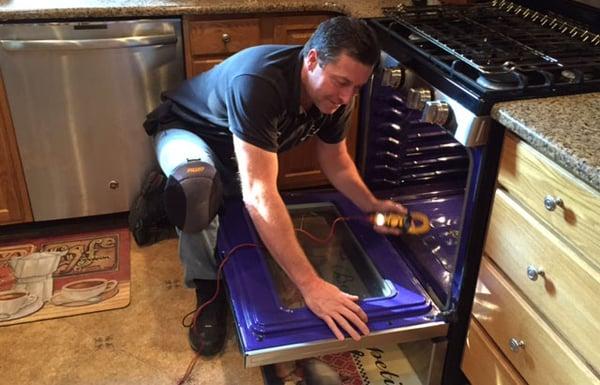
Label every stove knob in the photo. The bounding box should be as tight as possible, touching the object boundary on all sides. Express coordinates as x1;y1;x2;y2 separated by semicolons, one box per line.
406;88;431;110
381;67;404;88
421;100;450;125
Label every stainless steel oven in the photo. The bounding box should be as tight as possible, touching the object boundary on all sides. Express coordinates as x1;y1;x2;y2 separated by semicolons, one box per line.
217;1;600;384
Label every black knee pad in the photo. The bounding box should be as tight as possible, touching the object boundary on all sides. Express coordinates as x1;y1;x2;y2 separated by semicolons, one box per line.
163;160;223;233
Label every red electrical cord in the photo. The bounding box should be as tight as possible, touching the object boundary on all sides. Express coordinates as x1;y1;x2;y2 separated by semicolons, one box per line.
176;215;361;384
294;216;359;244
177;242;257;385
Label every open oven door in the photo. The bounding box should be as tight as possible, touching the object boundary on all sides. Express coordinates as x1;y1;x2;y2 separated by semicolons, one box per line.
217;190;451;369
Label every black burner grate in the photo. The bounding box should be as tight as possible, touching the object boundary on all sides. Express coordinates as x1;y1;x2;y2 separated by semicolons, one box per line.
382;0;600;91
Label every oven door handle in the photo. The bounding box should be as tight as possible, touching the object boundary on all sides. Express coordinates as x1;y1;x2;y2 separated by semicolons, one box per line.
0;34;178;51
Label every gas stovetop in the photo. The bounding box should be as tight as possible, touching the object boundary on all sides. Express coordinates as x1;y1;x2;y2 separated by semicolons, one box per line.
370;0;600;113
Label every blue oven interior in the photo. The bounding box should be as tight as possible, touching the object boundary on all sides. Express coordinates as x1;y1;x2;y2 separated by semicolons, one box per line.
360;59;480;311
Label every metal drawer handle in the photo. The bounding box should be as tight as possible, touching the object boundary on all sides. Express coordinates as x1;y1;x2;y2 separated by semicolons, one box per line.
0;34;178;51
527;265;544;281
509;338;526;352
109;180;119;190
544;195;563;211
221;33;231;44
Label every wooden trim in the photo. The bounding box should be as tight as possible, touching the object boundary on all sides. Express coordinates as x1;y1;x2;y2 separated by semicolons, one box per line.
182;15;194;79
0;69;32;225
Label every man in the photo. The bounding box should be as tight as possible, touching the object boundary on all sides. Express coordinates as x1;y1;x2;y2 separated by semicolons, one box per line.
143;16;406;356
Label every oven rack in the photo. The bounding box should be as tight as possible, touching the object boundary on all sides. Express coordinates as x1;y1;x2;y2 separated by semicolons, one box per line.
382;1;600;87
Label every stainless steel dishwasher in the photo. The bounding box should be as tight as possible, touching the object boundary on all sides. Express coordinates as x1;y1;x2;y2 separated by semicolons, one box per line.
0;19;184;221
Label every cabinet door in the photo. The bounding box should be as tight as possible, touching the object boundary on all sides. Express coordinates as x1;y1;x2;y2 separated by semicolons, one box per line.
462;318;526;385
0;72;32;225
272;15;329;45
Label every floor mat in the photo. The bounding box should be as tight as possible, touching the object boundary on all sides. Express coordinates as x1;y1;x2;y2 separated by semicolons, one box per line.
0;227;130;326
262;343;423;385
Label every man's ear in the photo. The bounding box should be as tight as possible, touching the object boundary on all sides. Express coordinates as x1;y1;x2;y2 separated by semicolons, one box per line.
306;48;319;72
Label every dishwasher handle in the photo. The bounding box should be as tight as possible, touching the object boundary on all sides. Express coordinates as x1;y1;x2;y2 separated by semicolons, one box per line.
0;33;178;51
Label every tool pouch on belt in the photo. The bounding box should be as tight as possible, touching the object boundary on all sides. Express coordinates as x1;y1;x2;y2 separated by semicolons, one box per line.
143;99;176;137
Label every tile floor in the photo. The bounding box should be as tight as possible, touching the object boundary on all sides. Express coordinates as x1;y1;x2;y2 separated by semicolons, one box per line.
0;236;263;385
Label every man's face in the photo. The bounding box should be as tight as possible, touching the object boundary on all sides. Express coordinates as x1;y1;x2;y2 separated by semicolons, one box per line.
304;49;373;114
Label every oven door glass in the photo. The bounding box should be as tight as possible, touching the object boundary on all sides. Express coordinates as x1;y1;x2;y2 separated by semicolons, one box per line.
266;202;392;309
218;191;448;368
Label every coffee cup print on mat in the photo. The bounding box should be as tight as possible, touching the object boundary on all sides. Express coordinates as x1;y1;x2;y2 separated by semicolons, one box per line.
0;290;37;319
61;279;117;302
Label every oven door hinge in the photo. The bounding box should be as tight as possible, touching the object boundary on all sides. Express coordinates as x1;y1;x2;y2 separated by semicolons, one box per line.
438;307;457;322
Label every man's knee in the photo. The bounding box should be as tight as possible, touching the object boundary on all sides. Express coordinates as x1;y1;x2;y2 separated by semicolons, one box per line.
154;128;216;176
164;160;223;233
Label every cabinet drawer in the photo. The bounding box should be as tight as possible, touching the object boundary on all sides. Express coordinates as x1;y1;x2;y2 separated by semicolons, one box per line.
487;188;600;372
498;132;600;267
473;256;599;385
462;318;526;385
187;19;260;56
190;57;225;77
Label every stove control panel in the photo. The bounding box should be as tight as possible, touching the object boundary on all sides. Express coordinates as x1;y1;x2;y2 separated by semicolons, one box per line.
376;52;490;147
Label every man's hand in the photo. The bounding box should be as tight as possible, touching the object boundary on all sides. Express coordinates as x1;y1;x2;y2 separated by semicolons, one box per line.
315;140;408;235
370;199;408;236
300;278;369;341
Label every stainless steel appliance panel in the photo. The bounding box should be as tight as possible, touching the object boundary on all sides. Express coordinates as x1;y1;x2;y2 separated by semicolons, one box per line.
0;19;184;221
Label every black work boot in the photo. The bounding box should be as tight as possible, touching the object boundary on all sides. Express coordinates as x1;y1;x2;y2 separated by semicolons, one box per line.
188;279;227;356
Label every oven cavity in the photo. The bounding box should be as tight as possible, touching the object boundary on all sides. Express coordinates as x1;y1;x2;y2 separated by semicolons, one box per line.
364;73;470;194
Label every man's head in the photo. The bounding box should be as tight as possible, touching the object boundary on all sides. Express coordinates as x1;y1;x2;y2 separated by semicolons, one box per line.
301;16;380;114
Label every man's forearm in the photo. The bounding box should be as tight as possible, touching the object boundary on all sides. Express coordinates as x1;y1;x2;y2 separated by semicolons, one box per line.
319;148;377;213
234;136;319;290
243;190;320;289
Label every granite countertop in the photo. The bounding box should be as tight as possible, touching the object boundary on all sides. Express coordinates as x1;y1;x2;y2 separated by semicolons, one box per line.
492;93;600;192
0;0;399;21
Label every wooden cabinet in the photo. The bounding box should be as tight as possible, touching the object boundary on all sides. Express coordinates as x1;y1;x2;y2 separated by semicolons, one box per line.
0;71;32;225
183;14;330;78
472;257;597;385
496;133;600;268
272;14;328;45
462;132;600;385
183;13;360;190
184;17;261;78
462;318;526;385
277;95;359;190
